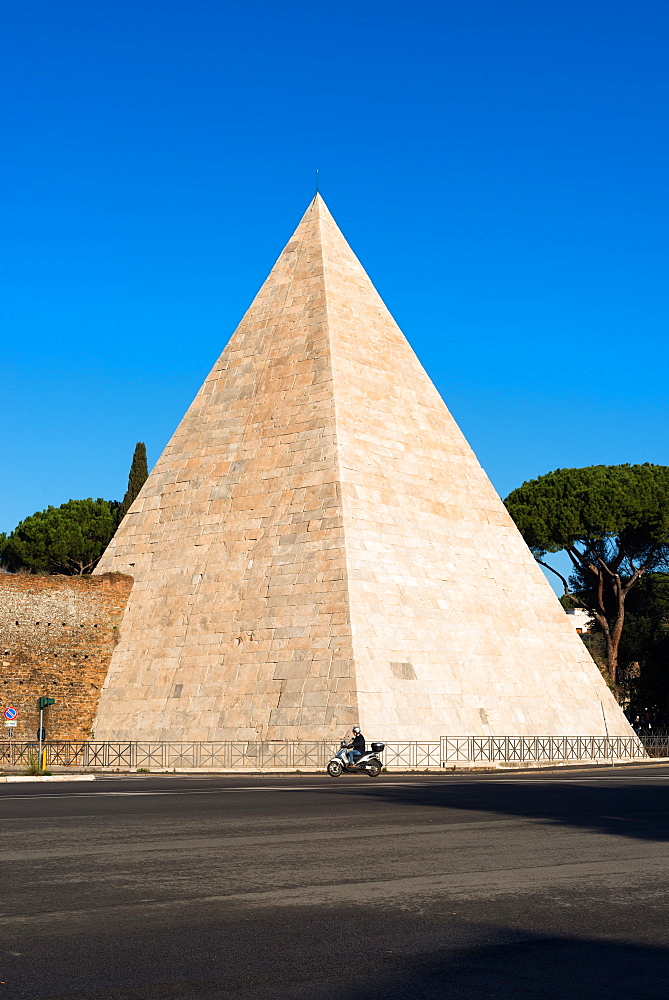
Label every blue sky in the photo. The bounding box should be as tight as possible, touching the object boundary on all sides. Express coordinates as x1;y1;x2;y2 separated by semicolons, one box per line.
2;0;668;588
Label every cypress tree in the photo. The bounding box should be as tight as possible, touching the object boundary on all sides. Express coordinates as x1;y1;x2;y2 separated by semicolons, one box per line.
118;442;148;522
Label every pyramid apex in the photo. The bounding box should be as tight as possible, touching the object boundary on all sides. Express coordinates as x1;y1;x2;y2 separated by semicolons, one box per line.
285;191;340;254
306;190;328;216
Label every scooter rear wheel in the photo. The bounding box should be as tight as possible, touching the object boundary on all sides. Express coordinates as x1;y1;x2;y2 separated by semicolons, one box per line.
327;760;343;777
366;761;382;777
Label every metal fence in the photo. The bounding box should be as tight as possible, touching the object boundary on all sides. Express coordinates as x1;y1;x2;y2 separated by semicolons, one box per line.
0;734;664;770
439;735;653;764
638;736;669;758
0;741;340;770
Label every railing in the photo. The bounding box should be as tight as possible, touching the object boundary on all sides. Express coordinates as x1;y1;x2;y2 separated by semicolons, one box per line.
439;735;651;764
0;734;662;770
639;736;669;758
0;741;342;770
382;742;442;769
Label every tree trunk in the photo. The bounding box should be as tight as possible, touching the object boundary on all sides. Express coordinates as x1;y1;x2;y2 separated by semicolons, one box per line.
605;633;619;696
542;540;657;704
607;582;626;698
563;547;627;699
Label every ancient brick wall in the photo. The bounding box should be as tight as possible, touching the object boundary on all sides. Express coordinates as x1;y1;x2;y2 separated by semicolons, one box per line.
0;574;133;741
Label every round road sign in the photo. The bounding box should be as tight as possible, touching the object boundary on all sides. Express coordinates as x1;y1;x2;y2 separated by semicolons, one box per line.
4;706;17;720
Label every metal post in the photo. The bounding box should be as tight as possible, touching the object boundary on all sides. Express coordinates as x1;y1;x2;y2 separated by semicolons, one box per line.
38;707;44;772
600;700;613;768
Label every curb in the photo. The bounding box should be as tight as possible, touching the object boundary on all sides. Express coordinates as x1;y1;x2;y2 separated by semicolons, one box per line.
0;775;97;783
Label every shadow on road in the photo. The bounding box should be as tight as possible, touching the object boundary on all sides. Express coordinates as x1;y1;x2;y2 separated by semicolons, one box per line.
20;934;669;1000
341;935;669;1000
345;774;669;843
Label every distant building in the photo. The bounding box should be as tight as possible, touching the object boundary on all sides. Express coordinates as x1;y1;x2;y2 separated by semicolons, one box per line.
566;607;594;635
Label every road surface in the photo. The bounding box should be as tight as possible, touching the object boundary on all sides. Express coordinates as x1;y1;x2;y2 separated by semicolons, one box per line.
2;766;669;998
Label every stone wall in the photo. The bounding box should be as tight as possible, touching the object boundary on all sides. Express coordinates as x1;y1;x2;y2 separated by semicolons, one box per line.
0;573;133;741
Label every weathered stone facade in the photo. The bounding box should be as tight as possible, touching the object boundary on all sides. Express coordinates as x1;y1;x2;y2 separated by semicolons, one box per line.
93;195;634;742
0;573;132;740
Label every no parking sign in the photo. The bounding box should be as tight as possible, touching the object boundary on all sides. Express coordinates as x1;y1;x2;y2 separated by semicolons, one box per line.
3;706;17;721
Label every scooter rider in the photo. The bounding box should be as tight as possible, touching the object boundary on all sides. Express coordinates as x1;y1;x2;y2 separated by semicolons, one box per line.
346;726;366;767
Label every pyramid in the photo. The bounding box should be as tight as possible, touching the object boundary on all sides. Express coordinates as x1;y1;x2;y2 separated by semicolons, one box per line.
94;195;633;741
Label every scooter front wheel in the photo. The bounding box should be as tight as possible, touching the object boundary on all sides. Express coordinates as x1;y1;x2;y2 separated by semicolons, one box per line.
327;760;343;777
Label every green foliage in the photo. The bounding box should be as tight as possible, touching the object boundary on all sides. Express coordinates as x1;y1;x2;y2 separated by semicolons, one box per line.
505;464;669;694
0;498;118;575
0;441;148;576
505;464;669;559
24;755;39;776
118;442;148;523
618;573;669;709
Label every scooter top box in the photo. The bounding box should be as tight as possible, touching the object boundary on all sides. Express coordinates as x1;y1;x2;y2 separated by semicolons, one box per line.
371;743;385;753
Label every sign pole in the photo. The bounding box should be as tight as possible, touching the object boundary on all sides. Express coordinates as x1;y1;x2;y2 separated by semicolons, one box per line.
3;706;18;741
36;698;54;772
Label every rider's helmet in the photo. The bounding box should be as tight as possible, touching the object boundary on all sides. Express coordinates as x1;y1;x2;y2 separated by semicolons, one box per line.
352;726;361;733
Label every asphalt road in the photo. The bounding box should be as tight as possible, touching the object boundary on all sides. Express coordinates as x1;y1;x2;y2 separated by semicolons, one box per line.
2;765;669;999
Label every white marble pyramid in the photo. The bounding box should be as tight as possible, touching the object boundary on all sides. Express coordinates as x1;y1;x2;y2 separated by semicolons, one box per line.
93;196;633;742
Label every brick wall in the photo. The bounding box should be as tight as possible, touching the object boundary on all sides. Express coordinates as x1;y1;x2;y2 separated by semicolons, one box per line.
0;573;133;741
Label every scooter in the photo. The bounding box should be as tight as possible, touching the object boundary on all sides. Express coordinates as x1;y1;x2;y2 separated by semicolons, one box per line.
327;740;385;777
